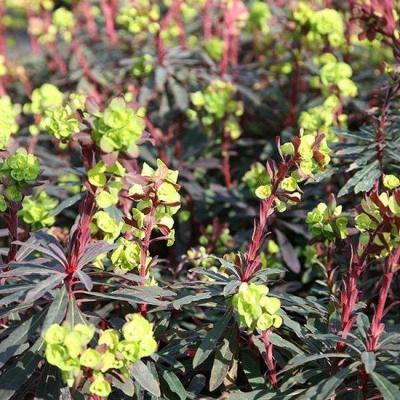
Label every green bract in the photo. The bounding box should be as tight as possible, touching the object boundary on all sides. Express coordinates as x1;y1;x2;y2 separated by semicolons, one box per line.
25;83;63;115
117;0;160;34
383;174;400;190
43;315;157;397
0;95;20;150
92;98;146;154
40;105;80;140
91;210;124;243
232;283;283;331
20;191;58;229
0;149;40;202
306;202;348;240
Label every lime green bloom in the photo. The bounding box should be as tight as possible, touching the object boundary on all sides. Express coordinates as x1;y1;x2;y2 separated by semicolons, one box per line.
255;184;272;200
0;148;40;186
0;96;20;150
0;195;7;212
122;314;154;342
232;283;282;331
98;329;120;351
40;105;79;141
58;173;82;194
80;348;102;369
20;191;58;229
92;98;145;154
383;174;400;190
204;37;224;61
306;202;348;240
247;1;271;35
110;238;142;273
117;1;160;34
44;324;68;345
89;373;112;397
52;7;75;30
27;83;63;115
45;344;70;370
91;211;123;242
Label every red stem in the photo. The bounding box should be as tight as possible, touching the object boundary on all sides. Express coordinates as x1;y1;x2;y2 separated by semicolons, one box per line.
100;0;118;45
261;330;278;388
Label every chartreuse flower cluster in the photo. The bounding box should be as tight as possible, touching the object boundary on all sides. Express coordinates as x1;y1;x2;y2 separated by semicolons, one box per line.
43;314;157;398
117;0;160;34
189;80;244;139
88;161;126;210
131;54;154;77
90;159;180;274
0;96;20;150
243;162;270;196
247;1;271;36
354;175;400;257
0;149;40;205
24;83;64;136
128;159;181;246
306;200;348;240
39;93;85;141
232;283;283;331
204;37;225;62
92;98;146;154
312;53;358;98
19;191;58;230
253;133;330;213
293;4;345;48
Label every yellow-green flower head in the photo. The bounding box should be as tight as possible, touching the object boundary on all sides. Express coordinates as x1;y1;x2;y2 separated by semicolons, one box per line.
63;331;85;359
117;0;160;34
383;174;400;190
98;329;120;351
20;191;58;230
74;323;95;345
306;202;348;240
117;340;140;362
122;313;154;342
204;37;224;61
40;105;80;141
92;98;146;154
232;283;282;331
80;348;102;369
28;83;63;114
44;323;68;345
0;195;7;212
45;344;70;370
247;1;271;35
0;96;20;150
111;238;141;273
137;336;158;358
91;211;123;242
1;148;40;185
310;8;344;46
89;373;112;397
52;7;75;30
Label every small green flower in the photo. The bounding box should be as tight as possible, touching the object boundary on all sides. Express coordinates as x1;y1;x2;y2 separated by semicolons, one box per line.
89;373;112;397
98;329;120;351
20;191;58;229
44;324;68;345
27;83;63;115
255;184;272;200
92;98;145;154
122;313;154;342
383;174;400;190
80;348;102;369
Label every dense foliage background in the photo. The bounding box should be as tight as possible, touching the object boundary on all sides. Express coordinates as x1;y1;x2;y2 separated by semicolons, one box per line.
1;0;400;399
